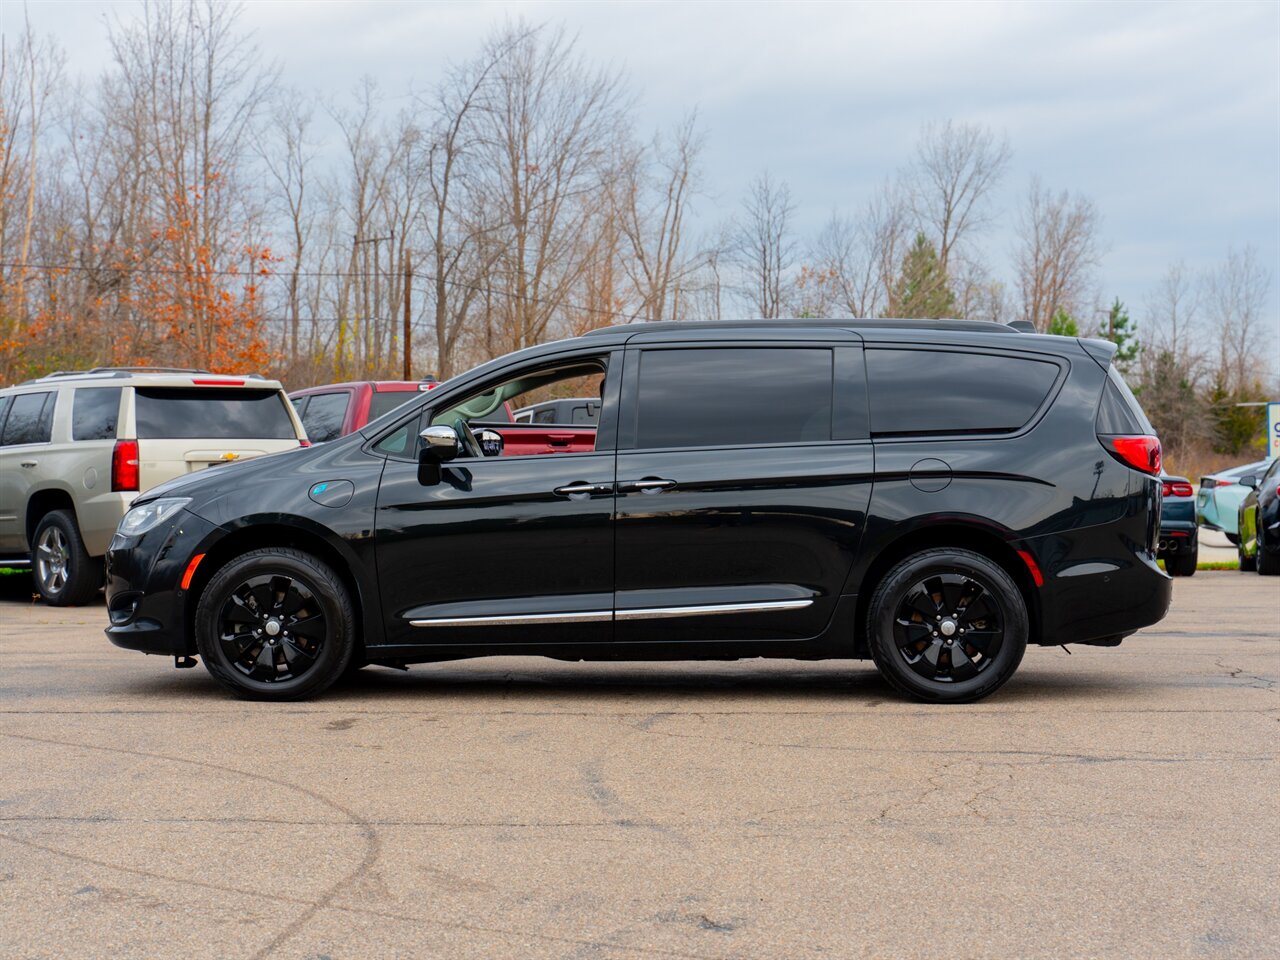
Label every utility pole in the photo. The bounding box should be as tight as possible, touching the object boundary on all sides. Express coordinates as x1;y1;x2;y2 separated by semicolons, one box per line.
403;247;413;380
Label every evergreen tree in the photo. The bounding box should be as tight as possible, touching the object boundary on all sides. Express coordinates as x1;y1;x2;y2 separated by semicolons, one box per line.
888;233;956;319
1101;297;1139;372
1046;308;1079;337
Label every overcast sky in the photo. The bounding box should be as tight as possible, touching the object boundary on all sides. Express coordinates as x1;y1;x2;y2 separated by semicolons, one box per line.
19;0;1280;340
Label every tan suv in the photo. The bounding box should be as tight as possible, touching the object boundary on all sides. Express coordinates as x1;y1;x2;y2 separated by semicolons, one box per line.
0;368;306;605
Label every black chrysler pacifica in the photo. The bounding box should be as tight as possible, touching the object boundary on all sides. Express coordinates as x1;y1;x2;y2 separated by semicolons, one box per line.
105;319;1172;703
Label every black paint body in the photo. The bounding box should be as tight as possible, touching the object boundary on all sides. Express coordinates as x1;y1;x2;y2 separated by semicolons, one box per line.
106;320;1171;666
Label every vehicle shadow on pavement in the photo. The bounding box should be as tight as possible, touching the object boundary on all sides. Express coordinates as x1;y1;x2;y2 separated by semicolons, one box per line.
107;657;1135;705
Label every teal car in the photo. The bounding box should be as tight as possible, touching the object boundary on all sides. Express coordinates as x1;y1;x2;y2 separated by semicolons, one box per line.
1197;459;1271;542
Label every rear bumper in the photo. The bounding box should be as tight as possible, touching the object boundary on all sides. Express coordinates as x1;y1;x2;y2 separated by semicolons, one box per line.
104;510;222;657
1023;526;1172;647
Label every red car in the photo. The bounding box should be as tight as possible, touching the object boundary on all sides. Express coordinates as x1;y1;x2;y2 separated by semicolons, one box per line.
290;379;595;456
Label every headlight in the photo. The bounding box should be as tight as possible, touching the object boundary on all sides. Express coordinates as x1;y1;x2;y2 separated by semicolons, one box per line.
118;498;190;537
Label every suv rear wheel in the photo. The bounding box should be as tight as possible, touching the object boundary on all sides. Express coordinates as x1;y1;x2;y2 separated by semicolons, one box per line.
195;548;355;701
866;548;1028;704
32;510;101;607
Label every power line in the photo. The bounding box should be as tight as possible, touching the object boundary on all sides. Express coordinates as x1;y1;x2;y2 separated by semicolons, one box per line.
0;258;637;323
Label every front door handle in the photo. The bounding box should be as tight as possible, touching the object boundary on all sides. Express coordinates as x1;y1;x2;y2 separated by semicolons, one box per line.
618;478;676;494
20;461;38;468
553;482;613;499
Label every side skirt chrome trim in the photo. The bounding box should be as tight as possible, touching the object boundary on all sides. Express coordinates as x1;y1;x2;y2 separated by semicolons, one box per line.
409;598;813;627
615;599;813;620
409;610;613;628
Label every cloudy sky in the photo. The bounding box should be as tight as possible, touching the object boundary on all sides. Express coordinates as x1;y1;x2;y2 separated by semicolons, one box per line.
20;0;1280;340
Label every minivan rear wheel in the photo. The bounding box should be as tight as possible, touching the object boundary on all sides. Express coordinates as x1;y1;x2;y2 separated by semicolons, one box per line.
866;548;1028;704
32;510;102;607
195;548;355;701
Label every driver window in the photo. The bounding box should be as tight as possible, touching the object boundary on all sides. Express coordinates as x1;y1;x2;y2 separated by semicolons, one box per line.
431;357;609;458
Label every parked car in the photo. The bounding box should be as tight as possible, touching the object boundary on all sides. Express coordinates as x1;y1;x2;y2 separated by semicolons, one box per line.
514;397;601;425
0;368;305;605
105;319;1171;704
1197;460;1270;542
289;379;437;443
1157;475;1198;576
1236;458;1280;574
292;379;596;456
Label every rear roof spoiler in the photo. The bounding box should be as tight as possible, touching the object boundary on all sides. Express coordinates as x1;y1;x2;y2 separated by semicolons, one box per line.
1078;337;1118;369
1006;320;1036;333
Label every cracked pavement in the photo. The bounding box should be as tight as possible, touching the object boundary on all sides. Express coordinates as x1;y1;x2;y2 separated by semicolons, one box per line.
0;571;1276;958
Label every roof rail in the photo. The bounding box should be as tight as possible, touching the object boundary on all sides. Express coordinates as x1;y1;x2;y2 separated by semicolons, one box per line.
18;366;275;386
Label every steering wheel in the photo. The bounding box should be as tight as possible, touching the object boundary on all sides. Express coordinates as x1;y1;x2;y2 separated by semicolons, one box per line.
454;417;484;459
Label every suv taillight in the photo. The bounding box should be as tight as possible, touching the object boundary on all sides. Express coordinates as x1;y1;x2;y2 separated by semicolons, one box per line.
112;439;139;491
1161;481;1193;498
1100;435;1161;476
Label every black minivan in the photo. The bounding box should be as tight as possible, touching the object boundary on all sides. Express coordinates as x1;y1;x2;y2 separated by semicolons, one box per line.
105;319;1172;703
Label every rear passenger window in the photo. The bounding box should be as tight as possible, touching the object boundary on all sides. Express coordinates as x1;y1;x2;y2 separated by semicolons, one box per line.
300;392;350;443
1;392;54;446
72;387;122;440
635;348;833;449
867;349;1058;437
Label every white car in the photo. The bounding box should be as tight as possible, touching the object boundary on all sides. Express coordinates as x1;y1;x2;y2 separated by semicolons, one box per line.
0;368;306;605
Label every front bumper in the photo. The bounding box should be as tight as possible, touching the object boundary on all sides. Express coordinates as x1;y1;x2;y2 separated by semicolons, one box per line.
105;510;223;657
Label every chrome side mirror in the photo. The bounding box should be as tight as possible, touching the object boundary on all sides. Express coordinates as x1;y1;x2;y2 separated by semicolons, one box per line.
419;425;460;463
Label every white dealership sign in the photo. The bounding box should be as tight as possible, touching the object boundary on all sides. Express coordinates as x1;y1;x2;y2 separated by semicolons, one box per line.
1270;401;1280;461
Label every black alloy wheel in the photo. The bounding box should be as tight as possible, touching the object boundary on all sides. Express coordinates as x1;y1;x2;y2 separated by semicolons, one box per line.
216;574;326;682
867;548;1028;703
196;548;354;700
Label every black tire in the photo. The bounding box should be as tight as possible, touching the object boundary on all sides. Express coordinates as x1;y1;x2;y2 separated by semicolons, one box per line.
32;510;102;607
1238;538;1257;573
1258;524;1279;576
866;548;1028;704
1225;531;1240;546
195;548;355;701
1166;545;1197;577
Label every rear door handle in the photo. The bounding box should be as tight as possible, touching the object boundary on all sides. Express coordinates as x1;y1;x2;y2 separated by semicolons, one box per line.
20;461;37;468
553;482;613;499
618;478;676;494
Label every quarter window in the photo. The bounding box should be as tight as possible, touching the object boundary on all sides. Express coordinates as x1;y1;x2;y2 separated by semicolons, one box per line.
867;349;1059;437
1;392;54;446
634;348;833;449
72;387;122;441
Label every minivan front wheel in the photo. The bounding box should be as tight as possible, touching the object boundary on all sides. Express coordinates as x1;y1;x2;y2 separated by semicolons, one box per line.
866;548;1028;703
195;548;355;701
33;510;101;607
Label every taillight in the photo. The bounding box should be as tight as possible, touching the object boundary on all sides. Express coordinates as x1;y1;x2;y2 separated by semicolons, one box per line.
298;439;311;447
1101;435;1161;475
1161;481;1193;498
112;439;139;491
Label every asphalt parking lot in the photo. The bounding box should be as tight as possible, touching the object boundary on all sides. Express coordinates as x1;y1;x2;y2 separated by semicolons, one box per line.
0;572;1276;960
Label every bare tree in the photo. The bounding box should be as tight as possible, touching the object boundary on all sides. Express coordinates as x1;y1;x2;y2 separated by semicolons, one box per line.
471;24;631;353
1013;177;1102;330
259;88;316;363
0;16;65;328
734;170;795;319
908;119;1011;278
1204;245;1270;394
616;112;703;322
